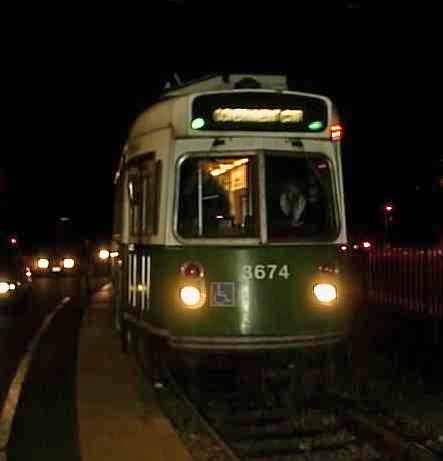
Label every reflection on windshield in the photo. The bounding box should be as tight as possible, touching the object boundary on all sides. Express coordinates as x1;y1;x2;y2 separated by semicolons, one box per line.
266;154;338;241
178;157;258;238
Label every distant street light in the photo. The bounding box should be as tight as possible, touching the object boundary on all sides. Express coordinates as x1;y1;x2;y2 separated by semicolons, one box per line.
99;249;110;260
383;202;394;245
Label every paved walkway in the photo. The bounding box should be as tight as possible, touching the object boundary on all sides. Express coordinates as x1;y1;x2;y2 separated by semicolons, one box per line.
77;284;192;461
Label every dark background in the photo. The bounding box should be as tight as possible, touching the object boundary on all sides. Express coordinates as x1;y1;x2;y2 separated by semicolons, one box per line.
0;5;442;247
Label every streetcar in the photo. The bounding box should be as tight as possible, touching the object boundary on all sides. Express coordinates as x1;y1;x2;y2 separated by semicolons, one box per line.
112;74;354;374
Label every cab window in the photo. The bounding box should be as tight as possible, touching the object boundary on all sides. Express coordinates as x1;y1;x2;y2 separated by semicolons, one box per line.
177;156;259;238
266;154;339;241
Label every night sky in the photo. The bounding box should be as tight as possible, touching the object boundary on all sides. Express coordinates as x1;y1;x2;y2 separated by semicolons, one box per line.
1;9;441;247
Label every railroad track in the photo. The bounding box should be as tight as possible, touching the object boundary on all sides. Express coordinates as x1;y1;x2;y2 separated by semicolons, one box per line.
156;365;442;461
332;393;443;461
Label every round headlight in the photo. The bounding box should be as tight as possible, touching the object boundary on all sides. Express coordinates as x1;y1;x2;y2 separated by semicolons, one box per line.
99;249;110;260
0;282;10;294
37;258;49;269
63;258;75;269
313;283;337;303
9;283;16;291
180;286;201;308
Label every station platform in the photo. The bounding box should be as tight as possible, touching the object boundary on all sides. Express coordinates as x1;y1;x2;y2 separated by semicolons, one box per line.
77;284;192;461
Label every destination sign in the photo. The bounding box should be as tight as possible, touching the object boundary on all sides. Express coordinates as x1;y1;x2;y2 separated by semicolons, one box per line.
213;108;304;124
191;92;328;133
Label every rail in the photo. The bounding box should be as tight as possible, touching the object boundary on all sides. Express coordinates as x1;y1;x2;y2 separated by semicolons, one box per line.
368;247;443;318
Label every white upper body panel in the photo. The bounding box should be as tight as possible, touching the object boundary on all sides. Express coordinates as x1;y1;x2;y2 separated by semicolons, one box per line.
115;75;346;246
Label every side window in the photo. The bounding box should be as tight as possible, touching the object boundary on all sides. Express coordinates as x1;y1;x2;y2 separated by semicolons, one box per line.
140;159;159;236
127;153;161;238
128;167;141;237
113;175;124;238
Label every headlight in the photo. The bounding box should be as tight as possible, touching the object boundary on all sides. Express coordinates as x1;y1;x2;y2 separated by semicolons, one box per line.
0;282;10;294
313;283;337;303
63;258;75;269
180;286;202;308
9;283;16;291
98;249;110;260
37;258;49;269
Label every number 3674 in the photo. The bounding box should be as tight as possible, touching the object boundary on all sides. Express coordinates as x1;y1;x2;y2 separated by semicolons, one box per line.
241;265;290;280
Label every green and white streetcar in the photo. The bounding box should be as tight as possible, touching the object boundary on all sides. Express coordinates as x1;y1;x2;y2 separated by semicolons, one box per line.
112;74;353;375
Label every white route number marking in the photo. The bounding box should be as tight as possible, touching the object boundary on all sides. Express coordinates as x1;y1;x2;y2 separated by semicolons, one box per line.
241;264;290;280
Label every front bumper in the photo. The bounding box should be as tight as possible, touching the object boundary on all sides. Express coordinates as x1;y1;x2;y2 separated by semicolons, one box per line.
169;331;347;351
123;312;347;352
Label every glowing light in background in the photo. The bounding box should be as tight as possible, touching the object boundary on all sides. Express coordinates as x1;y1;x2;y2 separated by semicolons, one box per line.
63;258;75;269
37;258;49;269
99;249;110;260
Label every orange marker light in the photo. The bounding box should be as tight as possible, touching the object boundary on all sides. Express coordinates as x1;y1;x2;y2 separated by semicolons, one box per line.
330;124;343;141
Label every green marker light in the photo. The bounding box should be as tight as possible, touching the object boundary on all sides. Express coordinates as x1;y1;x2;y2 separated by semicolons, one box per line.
191;118;205;130
308;120;323;131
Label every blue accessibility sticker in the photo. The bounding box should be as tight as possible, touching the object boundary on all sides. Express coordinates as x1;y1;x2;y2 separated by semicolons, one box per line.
210;282;236;307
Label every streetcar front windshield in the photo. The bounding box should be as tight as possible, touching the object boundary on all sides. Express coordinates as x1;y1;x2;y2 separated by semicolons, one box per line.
177;153;338;241
178;156;259;238
266;153;338;241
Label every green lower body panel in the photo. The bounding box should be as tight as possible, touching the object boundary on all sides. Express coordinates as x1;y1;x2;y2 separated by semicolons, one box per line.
123;244;353;353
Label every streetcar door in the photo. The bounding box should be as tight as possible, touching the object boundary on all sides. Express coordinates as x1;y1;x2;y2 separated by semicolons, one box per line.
138;155;161;316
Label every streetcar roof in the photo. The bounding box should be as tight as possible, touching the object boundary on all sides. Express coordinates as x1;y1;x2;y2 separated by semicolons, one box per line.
163;74;288;96
123;74;339;161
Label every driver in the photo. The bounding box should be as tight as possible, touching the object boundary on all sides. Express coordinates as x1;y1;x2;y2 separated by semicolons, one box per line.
279;181;307;227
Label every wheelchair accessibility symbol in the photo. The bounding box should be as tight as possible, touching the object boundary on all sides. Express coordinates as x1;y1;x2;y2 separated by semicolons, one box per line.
210;282;236;307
